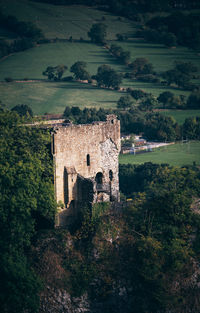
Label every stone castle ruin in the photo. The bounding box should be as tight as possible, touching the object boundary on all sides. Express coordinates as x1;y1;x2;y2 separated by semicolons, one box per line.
51;115;121;227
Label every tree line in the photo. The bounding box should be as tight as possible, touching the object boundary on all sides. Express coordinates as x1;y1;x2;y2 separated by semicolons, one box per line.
141;11;200;50
0;11;44;58
0;109;56;313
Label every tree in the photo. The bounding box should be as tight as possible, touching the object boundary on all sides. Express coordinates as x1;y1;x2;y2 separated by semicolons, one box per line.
88;23;107;44
117;95;133;109
0;110;56;313
11;104;33;117
70;61;90;80
157;91;174;107
175;61;198;77
162;69;190;88
187;91;200;109
183;117;200;139
162;32;177;47
129;58;154;77
96;64;122;89
139;95;158;111
131;89;147;100
43;64;68;81
144;112;179;141
119;50;131;65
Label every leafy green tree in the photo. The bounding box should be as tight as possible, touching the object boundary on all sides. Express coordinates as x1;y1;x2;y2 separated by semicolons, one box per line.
88;23;107;44
175;61;198;77
70;61;90;80
187;91;200;109
157;91;174;107
144;112;179;141
96;64;122;89
131;89;147;100
183;117;200;139
162;32;177;47
117;95;133;109
11;104;33;117
162;69;190;88
129;58;154;77
43;64;68;81
0;110;56;312
139;95;158;111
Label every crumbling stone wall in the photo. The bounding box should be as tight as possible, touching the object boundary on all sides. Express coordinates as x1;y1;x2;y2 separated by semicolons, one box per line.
52;115;120;226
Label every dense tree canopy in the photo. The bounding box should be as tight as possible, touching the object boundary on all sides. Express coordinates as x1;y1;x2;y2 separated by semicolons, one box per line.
88;23;107;44
70;61;90;80
96;64;122;89
43;64;68;81
0;110;56;312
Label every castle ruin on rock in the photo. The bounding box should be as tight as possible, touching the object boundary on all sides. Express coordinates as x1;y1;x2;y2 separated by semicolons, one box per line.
51;115;121;227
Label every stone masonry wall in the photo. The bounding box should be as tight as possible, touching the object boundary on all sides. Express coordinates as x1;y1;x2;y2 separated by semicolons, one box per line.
52;115;120;223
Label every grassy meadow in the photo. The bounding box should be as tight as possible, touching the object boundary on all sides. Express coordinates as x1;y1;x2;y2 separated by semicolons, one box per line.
0;0;200;120
119;141;200;167
160;109;200;124
0;81;120;114
0;0;135;40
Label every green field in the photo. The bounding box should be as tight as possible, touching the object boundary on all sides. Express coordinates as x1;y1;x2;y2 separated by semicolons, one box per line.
0;80;121;114
119;141;200;167
0;42;125;80
160;110;200;124
0;0;200;117
0;0;135;40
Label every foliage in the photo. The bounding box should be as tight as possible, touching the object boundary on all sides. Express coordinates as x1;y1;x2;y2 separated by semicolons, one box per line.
43;64;68;81
0;110;56;312
11;104;33;117
117;95;133;109
70;61;90;80
187;92;200;109
129;58;154;77
109;44;131;65
0;252;42;313
59;162;200;312
144;112;180;141
130;89;147;100
96;64;122;89
88;23;107;44
139;95;158;111
146;12;200;49
183;117;200;140
158;92;186;109
0;11;43;41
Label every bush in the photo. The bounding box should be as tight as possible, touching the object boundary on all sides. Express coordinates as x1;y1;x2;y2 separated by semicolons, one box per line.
4;77;13;82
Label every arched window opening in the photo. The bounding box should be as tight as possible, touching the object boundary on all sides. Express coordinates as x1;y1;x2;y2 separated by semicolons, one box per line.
87;154;90;166
109;170;113;181
95;172;103;185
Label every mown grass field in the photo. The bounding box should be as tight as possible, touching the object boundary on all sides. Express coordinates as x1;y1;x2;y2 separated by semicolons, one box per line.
0;80;120;114
0;0;135;40
159;110;200;124
0;0;200;118
0;42;125;80
119;141;200;167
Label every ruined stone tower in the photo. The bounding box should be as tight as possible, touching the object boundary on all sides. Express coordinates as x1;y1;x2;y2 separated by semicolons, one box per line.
51;114;121;226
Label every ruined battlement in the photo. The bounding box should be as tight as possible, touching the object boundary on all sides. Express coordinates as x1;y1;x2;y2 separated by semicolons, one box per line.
52;115;121;227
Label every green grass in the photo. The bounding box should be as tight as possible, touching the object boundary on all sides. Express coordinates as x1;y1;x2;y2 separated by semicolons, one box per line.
0;42;125;80
119;141;200;167
0;81;120;114
159;110;200;124
0;1;199;116
0;0;135;40
115;39;200;74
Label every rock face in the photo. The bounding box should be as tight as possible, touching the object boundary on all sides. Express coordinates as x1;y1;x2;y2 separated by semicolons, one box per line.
51;115;121;227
